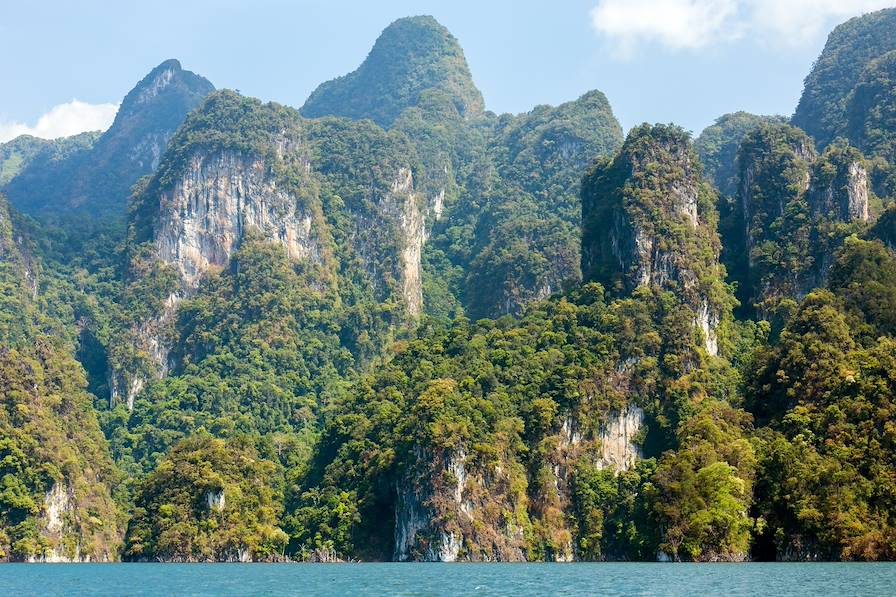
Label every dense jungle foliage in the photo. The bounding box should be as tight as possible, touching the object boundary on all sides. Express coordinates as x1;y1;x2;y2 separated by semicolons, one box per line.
2;9;896;563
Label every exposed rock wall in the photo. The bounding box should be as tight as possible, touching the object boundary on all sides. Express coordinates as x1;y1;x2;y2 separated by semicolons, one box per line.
27;482;116;563
808;152;869;224
394;447;527;562
380;168;425;318
155;150;322;287
597;407;644;472
109;292;178;410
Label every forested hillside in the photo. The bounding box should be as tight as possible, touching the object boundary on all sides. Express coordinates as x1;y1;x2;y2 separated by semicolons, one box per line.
1;10;896;563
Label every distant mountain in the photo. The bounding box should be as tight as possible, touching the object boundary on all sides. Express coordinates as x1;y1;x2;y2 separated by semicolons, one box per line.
3;59;213;220
301;15;484;127
792;8;896;149
0;132;99;186
696;112;787;197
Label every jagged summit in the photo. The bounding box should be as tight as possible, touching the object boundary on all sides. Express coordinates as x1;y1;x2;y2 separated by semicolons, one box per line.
116;59;213;122
301;15;484;126
3;59;214;219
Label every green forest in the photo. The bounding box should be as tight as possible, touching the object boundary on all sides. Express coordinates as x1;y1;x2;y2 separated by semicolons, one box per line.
1;10;896;563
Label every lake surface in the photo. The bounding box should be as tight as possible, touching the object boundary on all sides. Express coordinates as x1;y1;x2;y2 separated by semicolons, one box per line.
1;562;894;596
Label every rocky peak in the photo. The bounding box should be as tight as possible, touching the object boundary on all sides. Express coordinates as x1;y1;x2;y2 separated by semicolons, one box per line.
4;59;214;219
301;15;484;127
116;59;214;122
738;124;817;263
581;124;728;354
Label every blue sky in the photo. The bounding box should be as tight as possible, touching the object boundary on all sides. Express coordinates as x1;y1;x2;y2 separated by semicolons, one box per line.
2;0;894;142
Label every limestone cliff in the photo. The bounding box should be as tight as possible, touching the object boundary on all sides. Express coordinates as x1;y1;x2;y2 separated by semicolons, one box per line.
111;91;431;408
394;447;528;562
154;150;323;288
808;149;869;224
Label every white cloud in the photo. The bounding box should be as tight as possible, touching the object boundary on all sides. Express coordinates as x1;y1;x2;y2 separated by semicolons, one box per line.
591;0;896;55
591;0;740;53
749;0;896;44
0;100;118;143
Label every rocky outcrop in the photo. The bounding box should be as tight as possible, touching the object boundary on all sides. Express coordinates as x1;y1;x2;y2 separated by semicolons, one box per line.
597;407;644;472
35;484;81;563
205;489;226;512
735;127;870;308
808;147;869;224
26;482;117;563
394;448;469;562
379;168;425;318
582;124;729;355
739;128;817;265
394;447;526;562
558;407;644;474
108;292;178;410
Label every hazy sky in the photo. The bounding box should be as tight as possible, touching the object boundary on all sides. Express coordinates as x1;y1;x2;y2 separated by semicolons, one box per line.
2;0;895;142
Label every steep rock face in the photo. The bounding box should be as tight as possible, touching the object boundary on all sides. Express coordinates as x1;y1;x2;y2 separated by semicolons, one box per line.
808;147;870;224
739;126;817;263
792;8;896;149
112;91;432;408
108;291;178;410
5;59;213;219
734;124;817;310
394;447;527;562
582;124;728;354
26;483;107;563
302;16;483;127
154;151;322;287
378;167;426;318
545;405;644;561
558;407;644;474
597;408;644;472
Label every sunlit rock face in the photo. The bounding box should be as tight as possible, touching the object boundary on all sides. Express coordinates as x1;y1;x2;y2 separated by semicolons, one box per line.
110;91;434;409
154;150;322;288
394;446;527;562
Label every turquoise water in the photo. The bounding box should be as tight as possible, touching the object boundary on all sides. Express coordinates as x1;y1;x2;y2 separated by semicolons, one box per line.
0;563;894;596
